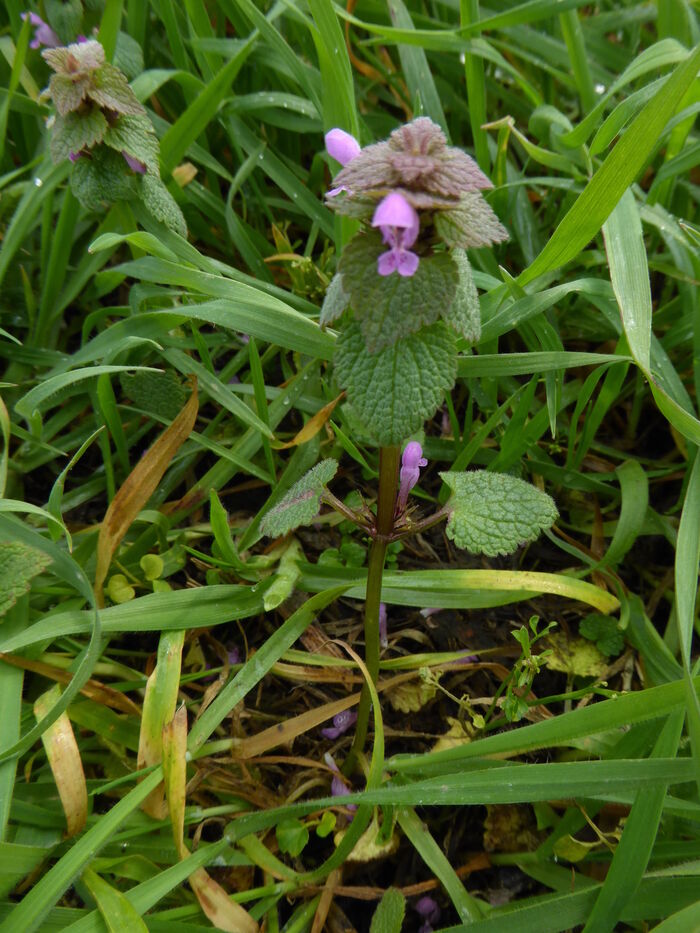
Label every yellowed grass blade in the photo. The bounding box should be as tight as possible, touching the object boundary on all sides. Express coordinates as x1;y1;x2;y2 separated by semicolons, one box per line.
162;704;259;933
95;378;198;606
272;392;343;449
137;629;185;819
34;684;87;837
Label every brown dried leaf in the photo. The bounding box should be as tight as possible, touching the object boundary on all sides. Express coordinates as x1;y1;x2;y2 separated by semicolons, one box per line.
272;393;344;450
95;378;198;606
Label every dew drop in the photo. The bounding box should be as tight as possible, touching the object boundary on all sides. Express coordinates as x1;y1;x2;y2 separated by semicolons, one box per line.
595;83;606;94
34;177;43;187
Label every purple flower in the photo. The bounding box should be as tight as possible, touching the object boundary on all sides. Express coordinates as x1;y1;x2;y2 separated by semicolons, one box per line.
321;709;358;740
396;441;427;513
227;646;240;665
324;752;357;811
22;12;60;49
325;128;361;167
68;151;82;163
420;607;442;618
379;602;388;648
122;151;147;174
415;896;441;933
372;192;420;277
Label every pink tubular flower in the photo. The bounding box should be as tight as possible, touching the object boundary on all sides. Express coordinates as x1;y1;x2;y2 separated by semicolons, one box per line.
122;151;147;174
321;709;358;740
397;441;427;513
324;752;357;811
325;128;361;167
22;11;60;49
372;192;420;277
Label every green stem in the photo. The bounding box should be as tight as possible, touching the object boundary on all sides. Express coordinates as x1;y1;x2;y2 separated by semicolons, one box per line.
343;445;400;774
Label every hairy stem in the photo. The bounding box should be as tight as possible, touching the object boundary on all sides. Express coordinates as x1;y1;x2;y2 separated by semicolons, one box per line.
343;445;400;774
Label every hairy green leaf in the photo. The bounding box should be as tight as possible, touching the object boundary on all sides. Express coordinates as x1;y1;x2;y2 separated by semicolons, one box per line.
50;109;109;163
48;73;90;116
140;175;187;237
319;273;351;328
441;470;558;556
435;193;509;249
370;888;406;933
260;459;338;537
103;114;159;174
335;320;457;446
443;249;480;343
120;370;186;421
580;613;624;657
0;541;51;617
339;232;457;352
88;63;145;116
70;147;138;209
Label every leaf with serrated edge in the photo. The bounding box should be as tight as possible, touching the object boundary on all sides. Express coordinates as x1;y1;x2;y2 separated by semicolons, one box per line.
444;249;480;343
71;148;138;209
140;174;187;237
261;459;338;537
435;193;509;249
320;273;350;328
103;114;160;174
335;320;456;446
0;541;51;617
370;888;406;933
48;73;90;116
43;40;105;74
441;470;558;556
339;232;457;353
88;63;145;115
50;109;109;163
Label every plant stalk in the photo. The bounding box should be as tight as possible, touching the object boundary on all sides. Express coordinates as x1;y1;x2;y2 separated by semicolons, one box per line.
343;445;400;774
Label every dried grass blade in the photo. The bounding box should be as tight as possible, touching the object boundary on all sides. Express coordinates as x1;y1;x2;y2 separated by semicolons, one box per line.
94;378;198;606
33;684;87;837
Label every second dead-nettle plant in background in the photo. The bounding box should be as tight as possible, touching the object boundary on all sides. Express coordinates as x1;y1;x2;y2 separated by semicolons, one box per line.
261;118;558;765
40;37;186;236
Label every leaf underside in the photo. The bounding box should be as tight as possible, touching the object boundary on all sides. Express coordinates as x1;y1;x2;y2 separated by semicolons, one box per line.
261;459;339;537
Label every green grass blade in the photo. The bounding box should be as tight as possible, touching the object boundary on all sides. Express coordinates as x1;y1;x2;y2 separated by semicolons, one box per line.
581;711;684;932
397;807;485;922
603;188;651;370
386;0;448;134
518;43;700;286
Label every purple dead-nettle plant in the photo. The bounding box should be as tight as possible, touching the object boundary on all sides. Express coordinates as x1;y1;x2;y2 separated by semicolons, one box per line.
39;37;187;236
260;117;560;771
